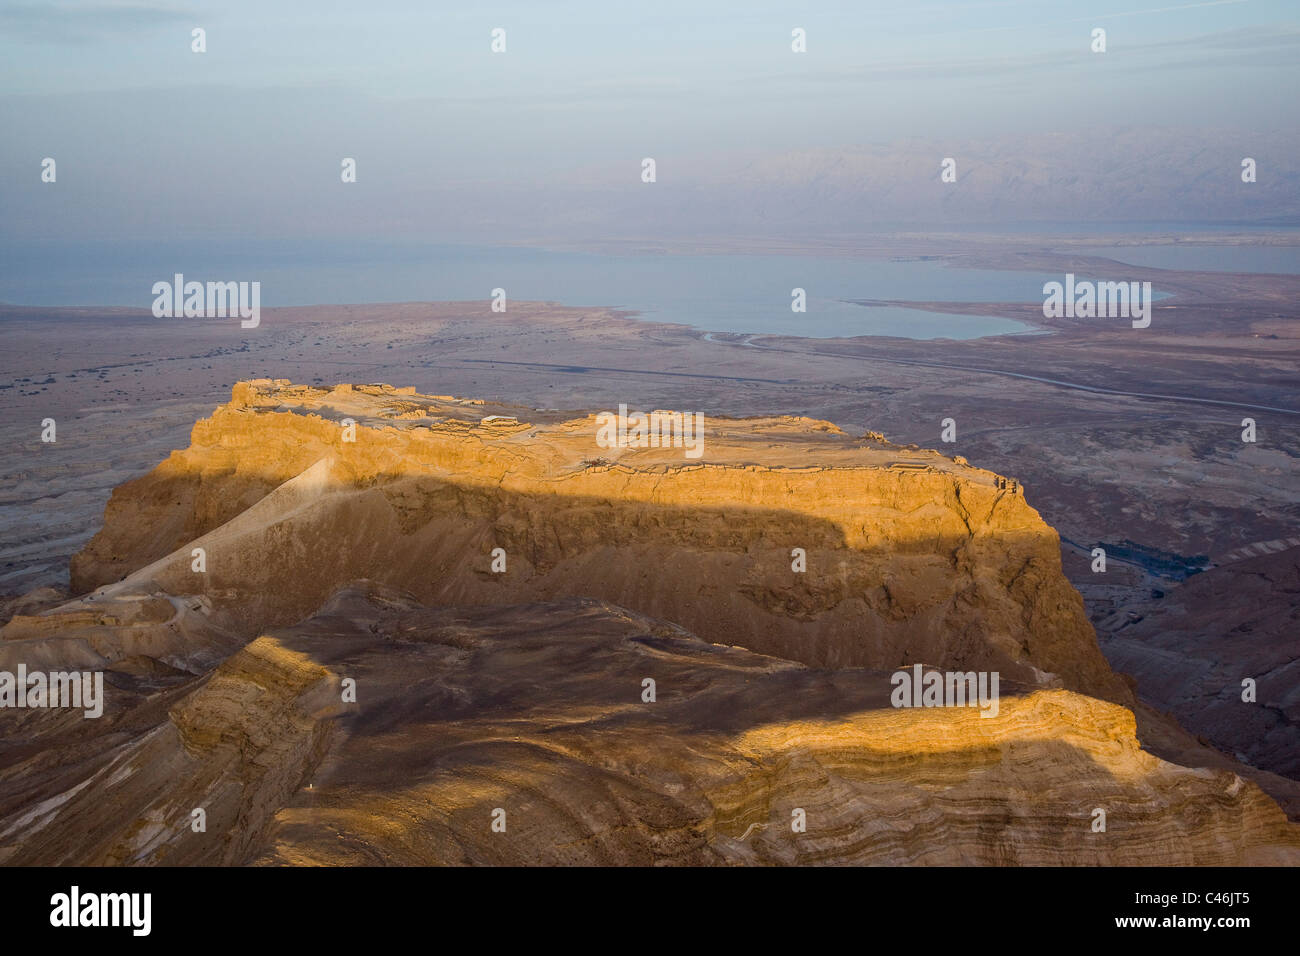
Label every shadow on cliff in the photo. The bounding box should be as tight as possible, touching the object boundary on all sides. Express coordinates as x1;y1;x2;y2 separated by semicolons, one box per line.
65;462;1128;705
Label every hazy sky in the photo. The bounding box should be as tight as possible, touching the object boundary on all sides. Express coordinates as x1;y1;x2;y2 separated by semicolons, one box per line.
2;0;1296;240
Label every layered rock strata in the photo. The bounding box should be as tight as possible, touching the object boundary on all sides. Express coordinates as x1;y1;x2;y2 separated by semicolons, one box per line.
71;380;1129;704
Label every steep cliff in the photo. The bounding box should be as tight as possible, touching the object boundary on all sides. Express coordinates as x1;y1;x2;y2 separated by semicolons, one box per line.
70;380;1129;704
7;382;1297;864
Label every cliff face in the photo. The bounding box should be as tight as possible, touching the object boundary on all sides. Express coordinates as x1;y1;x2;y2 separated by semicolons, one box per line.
7;381;1299;865
70;380;1128;705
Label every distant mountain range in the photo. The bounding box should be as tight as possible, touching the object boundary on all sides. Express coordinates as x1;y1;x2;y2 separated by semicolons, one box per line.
564;128;1300;237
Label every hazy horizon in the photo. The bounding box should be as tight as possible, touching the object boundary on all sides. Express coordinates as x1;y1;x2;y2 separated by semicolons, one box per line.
3;0;1298;243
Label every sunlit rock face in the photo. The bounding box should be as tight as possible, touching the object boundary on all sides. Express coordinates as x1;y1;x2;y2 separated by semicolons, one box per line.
70;379;1128;705
5;381;1294;866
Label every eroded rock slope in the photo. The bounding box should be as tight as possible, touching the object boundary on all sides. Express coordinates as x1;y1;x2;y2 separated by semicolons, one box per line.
71;380;1128;703
3;380;1291;865
3;583;1295;865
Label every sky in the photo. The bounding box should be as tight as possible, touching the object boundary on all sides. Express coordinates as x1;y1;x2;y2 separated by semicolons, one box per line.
1;0;1297;240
